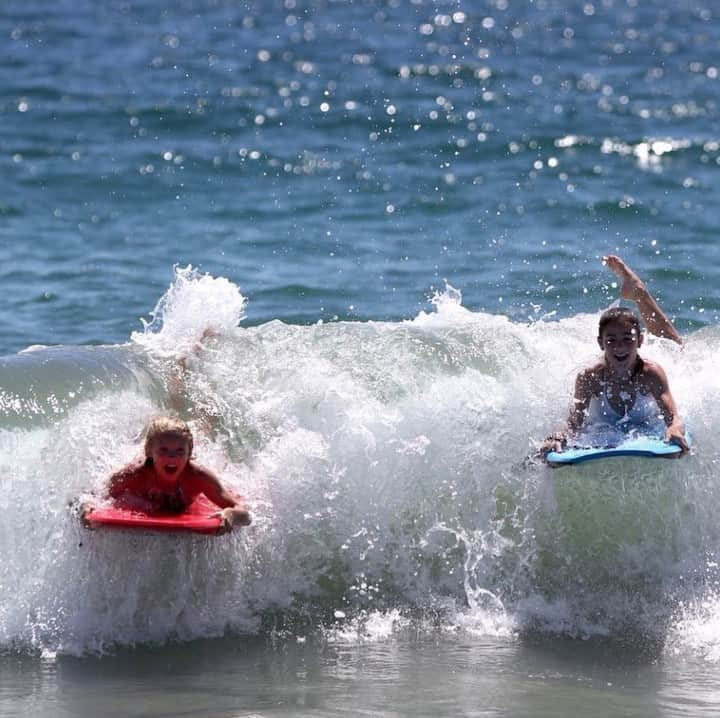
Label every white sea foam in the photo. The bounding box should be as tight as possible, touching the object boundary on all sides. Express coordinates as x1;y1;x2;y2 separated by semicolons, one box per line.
131;265;247;361
668;591;720;662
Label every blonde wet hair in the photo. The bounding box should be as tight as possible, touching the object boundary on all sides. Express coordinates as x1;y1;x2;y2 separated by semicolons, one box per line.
143;415;194;458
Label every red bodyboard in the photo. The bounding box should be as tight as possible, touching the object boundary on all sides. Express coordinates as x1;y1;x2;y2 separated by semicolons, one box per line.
85;494;222;535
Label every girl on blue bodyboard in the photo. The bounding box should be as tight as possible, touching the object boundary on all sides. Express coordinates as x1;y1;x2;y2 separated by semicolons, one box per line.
541;256;689;462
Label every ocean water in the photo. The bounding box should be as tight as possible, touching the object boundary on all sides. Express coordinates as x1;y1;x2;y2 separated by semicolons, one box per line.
3;0;720;716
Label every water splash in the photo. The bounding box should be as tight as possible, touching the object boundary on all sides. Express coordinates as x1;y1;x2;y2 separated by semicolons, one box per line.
132;265;247;360
2;271;720;658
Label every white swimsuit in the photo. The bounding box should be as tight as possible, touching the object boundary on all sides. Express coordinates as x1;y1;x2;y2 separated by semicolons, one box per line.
579;387;665;446
586;389;663;428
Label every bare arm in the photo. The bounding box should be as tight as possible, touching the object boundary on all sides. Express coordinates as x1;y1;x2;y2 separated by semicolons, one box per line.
80;461;145;526
643;363;688;452
191;466;252;531
568;369;595;434
166;327;219;415
542;369;595;458
604;255;682;345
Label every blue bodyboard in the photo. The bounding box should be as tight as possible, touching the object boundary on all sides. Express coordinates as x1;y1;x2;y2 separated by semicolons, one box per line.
546;435;687;466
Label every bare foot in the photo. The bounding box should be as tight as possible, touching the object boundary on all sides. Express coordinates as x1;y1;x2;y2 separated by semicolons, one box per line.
603;255;646;301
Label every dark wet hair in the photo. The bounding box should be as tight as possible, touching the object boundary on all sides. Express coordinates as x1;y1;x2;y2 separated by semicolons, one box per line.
598;307;641;338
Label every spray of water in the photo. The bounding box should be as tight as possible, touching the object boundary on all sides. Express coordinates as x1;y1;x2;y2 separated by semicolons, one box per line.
2;270;720;658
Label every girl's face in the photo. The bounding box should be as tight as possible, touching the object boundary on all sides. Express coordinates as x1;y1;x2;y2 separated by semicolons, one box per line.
148;433;191;483
597;319;643;375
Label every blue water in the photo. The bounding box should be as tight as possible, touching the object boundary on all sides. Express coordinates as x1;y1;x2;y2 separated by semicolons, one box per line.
2;0;719;353
3;1;720;716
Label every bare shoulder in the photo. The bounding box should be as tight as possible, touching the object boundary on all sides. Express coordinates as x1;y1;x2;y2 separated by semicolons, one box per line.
639;357;669;388
639;356;665;373
110;458;147;482
577;362;604;388
186;461;222;487
108;458;149;496
184;461;238;506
